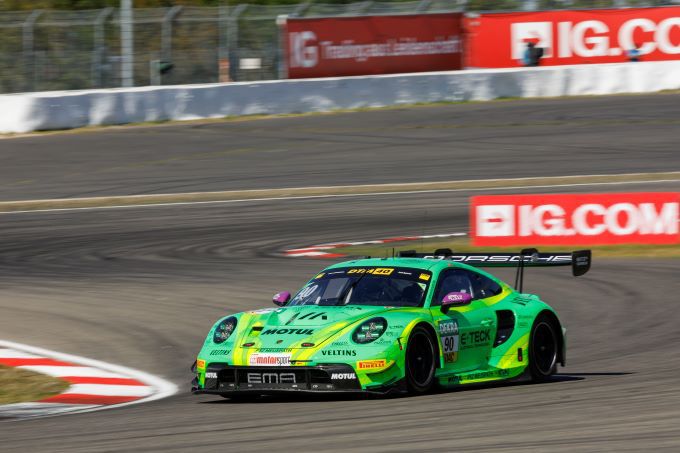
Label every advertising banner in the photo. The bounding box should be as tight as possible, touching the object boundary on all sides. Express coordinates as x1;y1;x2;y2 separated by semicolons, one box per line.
464;7;680;67
284;13;463;79
471;193;680;246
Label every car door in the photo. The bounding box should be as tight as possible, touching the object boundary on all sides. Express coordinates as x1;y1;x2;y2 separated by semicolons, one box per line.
430;268;496;374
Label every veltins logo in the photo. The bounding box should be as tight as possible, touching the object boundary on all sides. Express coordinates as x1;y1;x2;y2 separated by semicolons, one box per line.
476;205;515;237
511;21;553;59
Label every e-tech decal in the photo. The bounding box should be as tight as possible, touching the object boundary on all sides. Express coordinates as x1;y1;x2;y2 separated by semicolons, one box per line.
460;329;491;350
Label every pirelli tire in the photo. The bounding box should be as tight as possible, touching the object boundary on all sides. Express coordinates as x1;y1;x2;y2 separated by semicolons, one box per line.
528;313;559;382
405;325;436;394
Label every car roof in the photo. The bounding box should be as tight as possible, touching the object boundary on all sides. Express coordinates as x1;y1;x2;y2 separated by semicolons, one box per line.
325;257;460;272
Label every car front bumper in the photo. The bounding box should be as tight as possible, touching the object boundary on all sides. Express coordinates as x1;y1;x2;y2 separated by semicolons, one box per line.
191;362;403;396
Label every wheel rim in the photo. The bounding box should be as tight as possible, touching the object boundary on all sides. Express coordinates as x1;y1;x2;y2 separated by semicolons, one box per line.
407;331;434;387
532;322;557;375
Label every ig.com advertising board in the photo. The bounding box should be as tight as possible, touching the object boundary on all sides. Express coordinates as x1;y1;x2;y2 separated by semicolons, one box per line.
465;6;680;67
471;193;680;246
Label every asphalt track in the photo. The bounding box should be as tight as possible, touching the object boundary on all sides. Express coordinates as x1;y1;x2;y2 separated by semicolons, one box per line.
1;94;680;451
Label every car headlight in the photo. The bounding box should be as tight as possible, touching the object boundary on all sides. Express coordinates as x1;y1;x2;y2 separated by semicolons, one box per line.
352;317;387;344
213;317;237;344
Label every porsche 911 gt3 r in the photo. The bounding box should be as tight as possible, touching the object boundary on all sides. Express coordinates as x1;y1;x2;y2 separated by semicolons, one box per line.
192;248;591;397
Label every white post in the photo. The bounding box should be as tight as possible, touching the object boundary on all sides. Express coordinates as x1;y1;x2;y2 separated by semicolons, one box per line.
120;0;134;87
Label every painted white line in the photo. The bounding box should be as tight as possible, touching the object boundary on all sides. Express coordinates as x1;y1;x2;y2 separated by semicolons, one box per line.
0;340;177;420
0;403;100;418
16;365;127;379
62;384;154;397
284;232;470;259
1;177;678;215
0;349;41;359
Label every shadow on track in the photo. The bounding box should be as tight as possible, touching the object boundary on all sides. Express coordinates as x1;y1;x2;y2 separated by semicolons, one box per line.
197;372;631;404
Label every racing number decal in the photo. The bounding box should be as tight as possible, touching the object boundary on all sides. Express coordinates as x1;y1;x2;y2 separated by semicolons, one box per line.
439;320;459;363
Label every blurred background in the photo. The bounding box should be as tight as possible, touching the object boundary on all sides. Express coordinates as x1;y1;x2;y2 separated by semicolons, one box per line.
0;0;676;93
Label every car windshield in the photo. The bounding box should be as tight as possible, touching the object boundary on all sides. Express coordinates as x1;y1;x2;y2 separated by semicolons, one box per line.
288;267;431;307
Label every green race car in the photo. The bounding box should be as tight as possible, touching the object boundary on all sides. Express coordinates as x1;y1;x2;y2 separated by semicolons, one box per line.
192;248;591;397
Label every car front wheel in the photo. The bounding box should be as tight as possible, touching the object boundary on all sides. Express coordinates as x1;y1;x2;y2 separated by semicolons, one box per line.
405;325;436;394
528;314;558;382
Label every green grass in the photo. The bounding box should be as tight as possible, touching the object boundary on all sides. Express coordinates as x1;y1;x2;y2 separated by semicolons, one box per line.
330;237;680;259
0;365;69;405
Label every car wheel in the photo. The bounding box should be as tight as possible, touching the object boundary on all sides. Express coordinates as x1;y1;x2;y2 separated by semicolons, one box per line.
405;325;436;394
528;314;558;382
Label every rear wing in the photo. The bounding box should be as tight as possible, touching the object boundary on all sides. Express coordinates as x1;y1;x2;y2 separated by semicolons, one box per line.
397;248;591;292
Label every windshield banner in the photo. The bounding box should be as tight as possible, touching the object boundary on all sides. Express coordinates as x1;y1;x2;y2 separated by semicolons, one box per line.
464;7;680;68
283;13;463;79
471;193;680;246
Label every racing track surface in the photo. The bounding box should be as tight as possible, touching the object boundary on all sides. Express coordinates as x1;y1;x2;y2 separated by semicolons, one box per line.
1;94;680;451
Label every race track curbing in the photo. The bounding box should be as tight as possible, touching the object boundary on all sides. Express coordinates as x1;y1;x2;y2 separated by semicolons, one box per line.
0;340;177;420
283;232;467;258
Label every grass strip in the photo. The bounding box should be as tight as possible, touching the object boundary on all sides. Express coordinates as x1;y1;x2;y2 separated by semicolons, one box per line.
0;365;69;405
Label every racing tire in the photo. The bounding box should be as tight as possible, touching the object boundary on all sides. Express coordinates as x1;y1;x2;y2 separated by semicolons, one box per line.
528;314;558;382
405;325;436;394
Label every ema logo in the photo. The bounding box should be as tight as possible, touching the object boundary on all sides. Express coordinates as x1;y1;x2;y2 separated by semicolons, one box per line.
476;205;515;237
511;21;553;60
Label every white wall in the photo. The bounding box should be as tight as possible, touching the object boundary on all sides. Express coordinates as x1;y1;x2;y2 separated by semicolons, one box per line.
1;60;679;134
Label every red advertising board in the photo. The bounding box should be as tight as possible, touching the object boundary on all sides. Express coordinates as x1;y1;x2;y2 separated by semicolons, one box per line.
284;13;463;79
471;193;680;246
464;7;680;68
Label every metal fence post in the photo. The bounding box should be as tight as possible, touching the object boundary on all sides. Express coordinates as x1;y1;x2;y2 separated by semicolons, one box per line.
22;10;42;92
120;0;134;87
292;2;311;17
218;2;229;82
227;4;248;82
162;6;183;65
93;7;114;89
276;14;288;80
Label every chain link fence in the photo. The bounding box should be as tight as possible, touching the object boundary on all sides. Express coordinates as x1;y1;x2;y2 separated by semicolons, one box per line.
0;0;676;93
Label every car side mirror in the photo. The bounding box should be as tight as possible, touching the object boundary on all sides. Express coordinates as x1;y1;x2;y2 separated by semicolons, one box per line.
273;291;291;307
440;292;472;314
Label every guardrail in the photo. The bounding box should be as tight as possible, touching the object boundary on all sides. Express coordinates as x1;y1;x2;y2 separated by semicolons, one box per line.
1;60;679;134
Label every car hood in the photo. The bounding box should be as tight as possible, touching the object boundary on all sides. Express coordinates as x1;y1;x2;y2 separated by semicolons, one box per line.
238;305;390;349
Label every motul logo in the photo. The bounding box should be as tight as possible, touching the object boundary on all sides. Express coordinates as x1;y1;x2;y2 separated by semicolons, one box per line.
472;193;680;246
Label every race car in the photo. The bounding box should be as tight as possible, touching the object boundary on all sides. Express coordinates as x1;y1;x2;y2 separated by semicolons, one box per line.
192;248;591;397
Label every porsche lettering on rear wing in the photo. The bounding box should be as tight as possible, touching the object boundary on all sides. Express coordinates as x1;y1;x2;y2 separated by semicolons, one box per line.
398;248;591;292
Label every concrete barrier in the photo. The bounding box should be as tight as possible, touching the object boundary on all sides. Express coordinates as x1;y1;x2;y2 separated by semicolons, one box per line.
1;60;679;134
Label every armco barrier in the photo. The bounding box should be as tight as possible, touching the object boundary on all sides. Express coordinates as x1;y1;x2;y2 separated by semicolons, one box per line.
1;60;679;134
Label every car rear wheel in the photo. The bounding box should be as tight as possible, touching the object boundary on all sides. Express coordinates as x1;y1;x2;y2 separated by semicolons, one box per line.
528;314;558;382
405;325;436;394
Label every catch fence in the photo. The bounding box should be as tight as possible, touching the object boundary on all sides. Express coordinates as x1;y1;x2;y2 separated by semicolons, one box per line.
0;0;674;93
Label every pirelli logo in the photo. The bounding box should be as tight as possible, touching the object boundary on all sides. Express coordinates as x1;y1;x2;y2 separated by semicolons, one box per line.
357;359;387;370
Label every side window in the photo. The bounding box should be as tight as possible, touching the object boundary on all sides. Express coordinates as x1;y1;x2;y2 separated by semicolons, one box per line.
469;271;503;300
432;270;474;306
